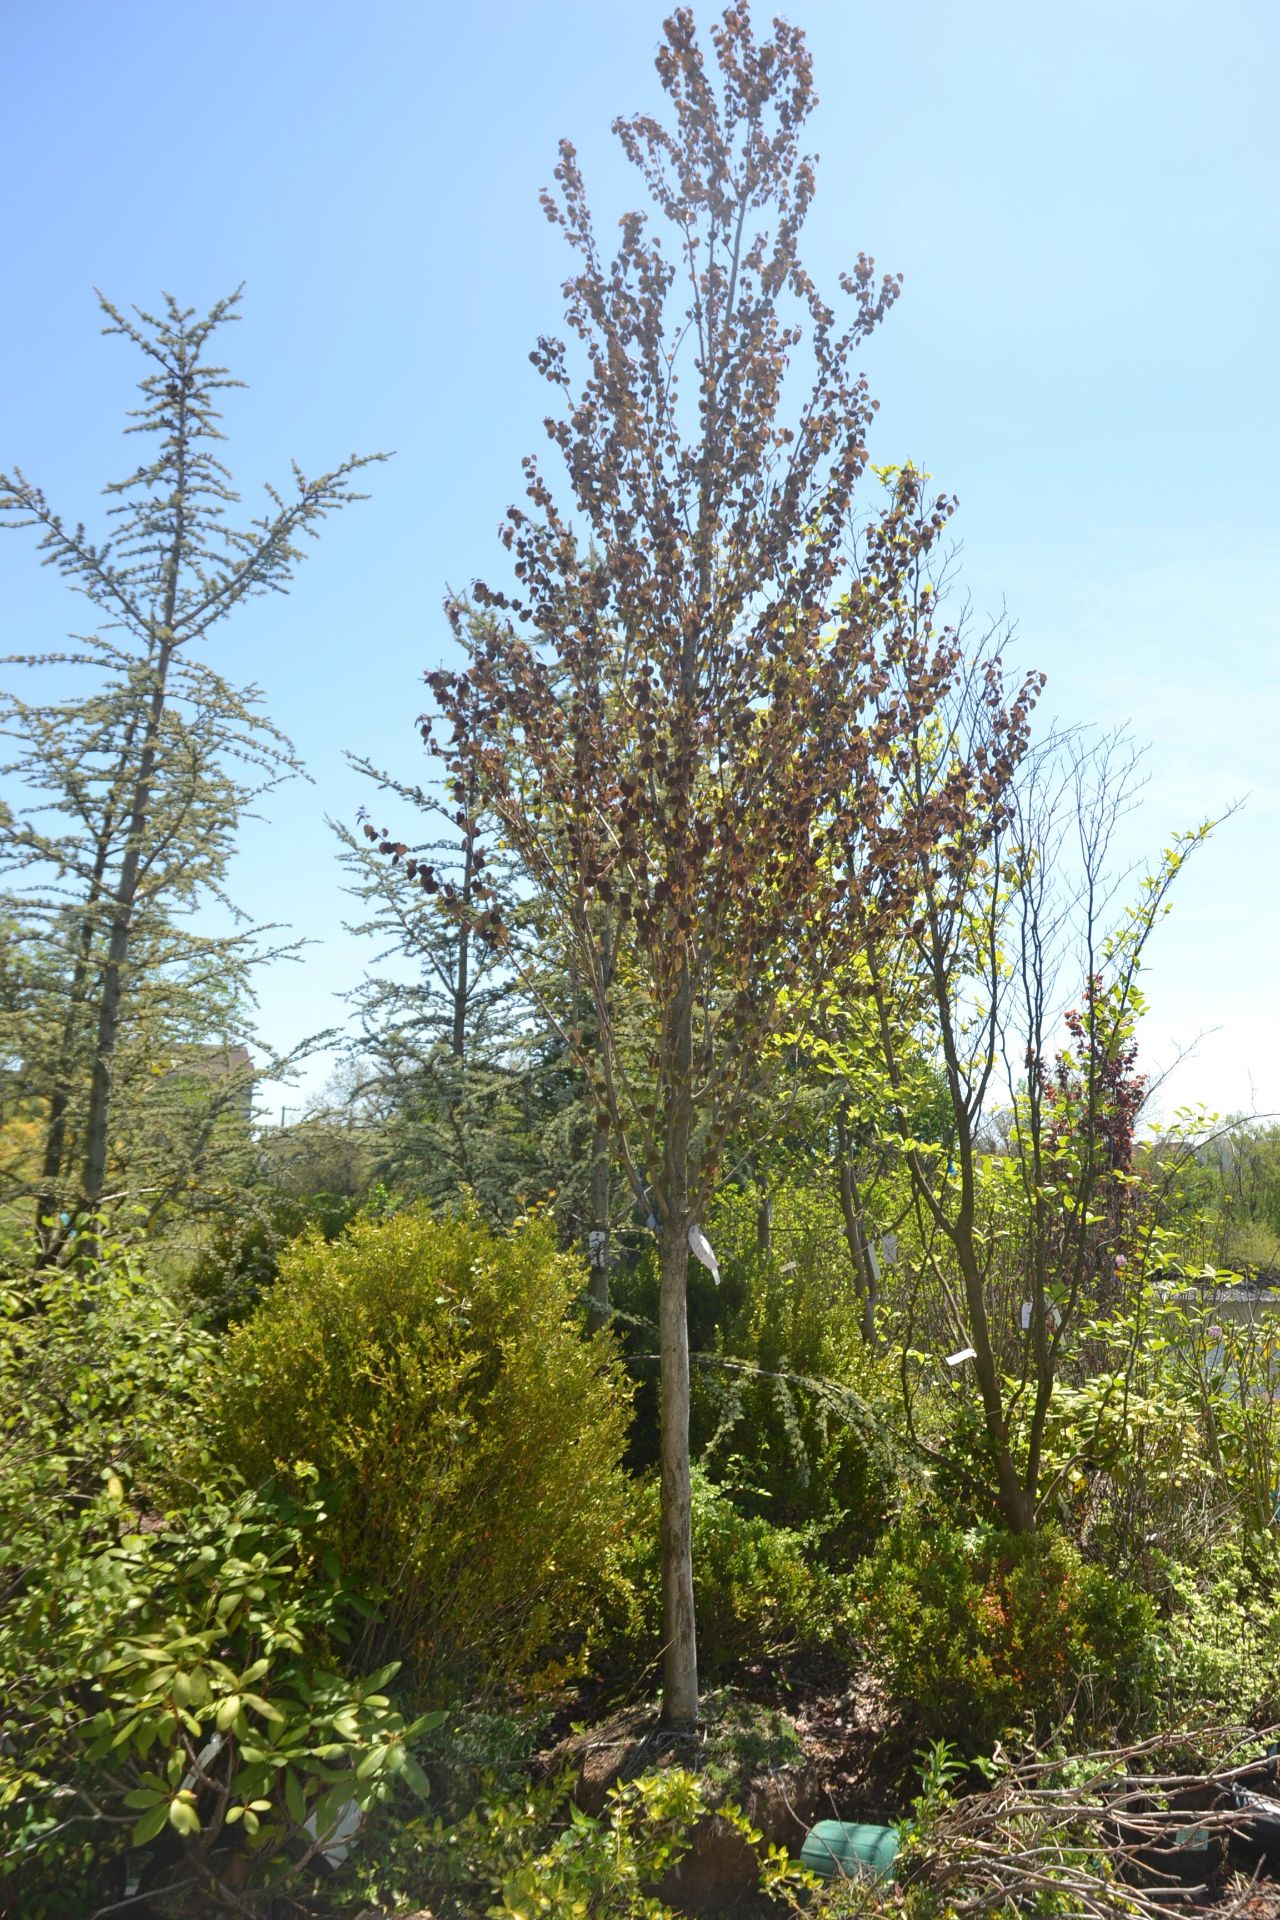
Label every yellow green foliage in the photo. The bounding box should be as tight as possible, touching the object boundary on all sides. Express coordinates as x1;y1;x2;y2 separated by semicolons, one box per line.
0;1250;438;1914
214;1208;634;1694
360;1764;813;1918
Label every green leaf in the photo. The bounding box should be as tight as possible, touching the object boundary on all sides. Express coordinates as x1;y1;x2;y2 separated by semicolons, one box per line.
122;1786;165;1811
285;1768;307;1825
241;1691;285;1724
362;1661;401;1693
215;1693;242;1731
131;1802;170;1846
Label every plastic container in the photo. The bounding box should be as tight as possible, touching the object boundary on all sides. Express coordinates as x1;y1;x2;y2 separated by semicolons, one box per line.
799;1820;899;1882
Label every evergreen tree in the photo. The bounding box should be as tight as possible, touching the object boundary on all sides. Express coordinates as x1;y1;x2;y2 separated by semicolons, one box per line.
0;289;379;1252
337;758;601;1228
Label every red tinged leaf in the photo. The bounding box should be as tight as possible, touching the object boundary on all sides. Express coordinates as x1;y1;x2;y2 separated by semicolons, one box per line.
367;2;1044;1734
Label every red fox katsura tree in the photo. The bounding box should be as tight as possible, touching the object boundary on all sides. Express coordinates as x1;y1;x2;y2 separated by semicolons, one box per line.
404;7;1037;1726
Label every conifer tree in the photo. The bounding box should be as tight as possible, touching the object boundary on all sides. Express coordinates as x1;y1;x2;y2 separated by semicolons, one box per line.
334;763;542;1218
340;752;623;1241
0;290;379;1249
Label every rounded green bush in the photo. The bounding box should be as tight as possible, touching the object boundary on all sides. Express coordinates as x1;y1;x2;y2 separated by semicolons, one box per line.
855;1515;1158;1755
213;1208;633;1694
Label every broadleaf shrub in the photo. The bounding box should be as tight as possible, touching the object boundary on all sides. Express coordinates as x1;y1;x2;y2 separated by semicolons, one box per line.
358;1764;813;1918
855;1515;1158;1755
213;1208;634;1692
1152;1540;1280;1726
0;1251;436;1917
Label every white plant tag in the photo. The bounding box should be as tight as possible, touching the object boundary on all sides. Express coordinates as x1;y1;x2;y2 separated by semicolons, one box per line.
688;1223;720;1284
304;1796;362;1867
945;1346;977;1366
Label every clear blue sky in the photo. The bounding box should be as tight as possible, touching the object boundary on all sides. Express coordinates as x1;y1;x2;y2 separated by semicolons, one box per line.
3;0;1277;1122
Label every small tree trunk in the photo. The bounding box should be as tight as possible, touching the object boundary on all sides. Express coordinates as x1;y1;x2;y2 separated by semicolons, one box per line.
658;1211;698;1728
451;792;477;1060
586;1110;611;1333
954;1230;1035;1533
585;920;616;1333
854;1215;880;1348
755;1172;772;1255
835;1114;878;1345
658;955;698;1729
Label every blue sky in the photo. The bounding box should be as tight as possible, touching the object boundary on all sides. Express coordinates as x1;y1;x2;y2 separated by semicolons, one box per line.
2;0;1277;1122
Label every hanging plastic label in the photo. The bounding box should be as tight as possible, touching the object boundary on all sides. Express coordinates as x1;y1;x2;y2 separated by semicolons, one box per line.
688;1223;720;1284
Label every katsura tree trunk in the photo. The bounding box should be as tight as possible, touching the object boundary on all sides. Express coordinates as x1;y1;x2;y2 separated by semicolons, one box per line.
584;922;615;1334
658;973;698;1724
410;9;1038;1730
586;1109;612;1334
658;1213;697;1723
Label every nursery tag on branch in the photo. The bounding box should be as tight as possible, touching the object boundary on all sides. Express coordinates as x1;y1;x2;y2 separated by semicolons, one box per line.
688;1223;720;1284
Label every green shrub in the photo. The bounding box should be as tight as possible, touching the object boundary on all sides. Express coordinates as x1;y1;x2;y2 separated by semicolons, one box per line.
184;1184;370;1327
1152;1541;1280;1725
855;1516;1158;1755
692;1246;899;1555
359;1764;812;1919
213;1207;634;1693
0;1252;437;1916
616;1469;851;1672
